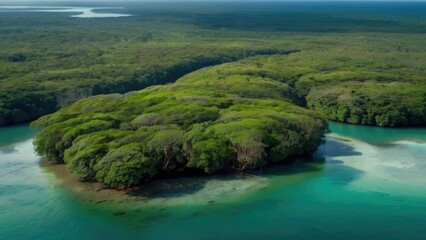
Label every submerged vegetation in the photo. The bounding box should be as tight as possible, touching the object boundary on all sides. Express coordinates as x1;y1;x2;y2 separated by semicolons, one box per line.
1;2;425;187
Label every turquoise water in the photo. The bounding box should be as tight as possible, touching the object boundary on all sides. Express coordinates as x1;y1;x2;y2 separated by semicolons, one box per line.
0;122;425;239
328;121;426;144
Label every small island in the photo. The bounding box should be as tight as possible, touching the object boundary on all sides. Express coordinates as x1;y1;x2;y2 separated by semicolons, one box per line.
32;55;327;189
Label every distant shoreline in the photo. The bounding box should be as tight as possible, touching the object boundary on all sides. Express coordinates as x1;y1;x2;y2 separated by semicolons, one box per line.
0;6;132;18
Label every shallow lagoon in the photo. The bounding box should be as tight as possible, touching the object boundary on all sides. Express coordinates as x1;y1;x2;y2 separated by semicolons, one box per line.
0;6;132;18
0;122;425;240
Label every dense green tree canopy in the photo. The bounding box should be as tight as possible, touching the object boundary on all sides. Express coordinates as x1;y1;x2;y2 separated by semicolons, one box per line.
1;3;426;127
31;48;426;187
32;61;327;188
2;2;426;188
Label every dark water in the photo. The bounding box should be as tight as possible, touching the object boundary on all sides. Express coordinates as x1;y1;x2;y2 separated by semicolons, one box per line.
0;122;425;240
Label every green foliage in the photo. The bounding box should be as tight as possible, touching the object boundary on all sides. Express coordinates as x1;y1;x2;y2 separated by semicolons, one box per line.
187;138;234;174
307;82;426;127
148;129;185;170
0;18;291;125
95;143;158;188
6;2;426;188
32;59;326;188
63;129;130;178
2;3;426;127
7;53;26;62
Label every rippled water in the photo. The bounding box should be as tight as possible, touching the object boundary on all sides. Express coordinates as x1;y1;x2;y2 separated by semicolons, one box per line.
0;122;425;240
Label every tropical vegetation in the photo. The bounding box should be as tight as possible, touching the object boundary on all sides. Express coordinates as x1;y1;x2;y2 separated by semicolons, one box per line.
1;1;425;188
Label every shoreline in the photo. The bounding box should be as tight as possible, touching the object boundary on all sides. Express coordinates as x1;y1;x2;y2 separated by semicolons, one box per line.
38;128;324;198
39;157;274;208
40;158;134;204
39;133;426;209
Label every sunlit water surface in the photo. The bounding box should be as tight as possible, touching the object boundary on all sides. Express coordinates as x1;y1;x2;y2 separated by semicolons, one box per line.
0;6;132;18
0;122;425;240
